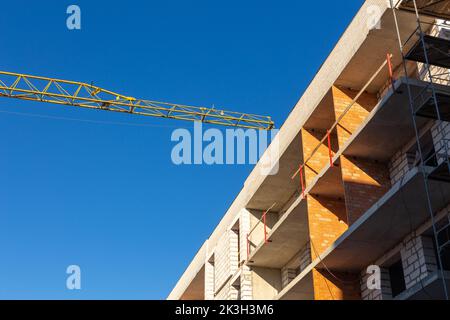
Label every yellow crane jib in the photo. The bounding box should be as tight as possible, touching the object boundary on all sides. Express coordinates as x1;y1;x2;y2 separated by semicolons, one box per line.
0;71;275;130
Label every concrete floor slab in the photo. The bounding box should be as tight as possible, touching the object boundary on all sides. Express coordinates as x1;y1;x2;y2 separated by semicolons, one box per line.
248;201;308;269
395;271;450;300
343;77;450;161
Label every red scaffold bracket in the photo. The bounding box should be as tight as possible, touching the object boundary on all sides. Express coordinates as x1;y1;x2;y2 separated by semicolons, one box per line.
299;164;305;199
387;53;394;89
327;129;334;168
246;233;250;259
263;211;268;244
262;203;276;245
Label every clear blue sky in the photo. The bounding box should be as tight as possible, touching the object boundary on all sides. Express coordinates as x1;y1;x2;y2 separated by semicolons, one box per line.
0;0;364;299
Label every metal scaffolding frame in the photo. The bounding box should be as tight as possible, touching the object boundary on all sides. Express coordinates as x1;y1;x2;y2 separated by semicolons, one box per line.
391;0;450;300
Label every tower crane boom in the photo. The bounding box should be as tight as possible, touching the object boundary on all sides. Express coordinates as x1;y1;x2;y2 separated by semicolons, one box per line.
0;71;274;130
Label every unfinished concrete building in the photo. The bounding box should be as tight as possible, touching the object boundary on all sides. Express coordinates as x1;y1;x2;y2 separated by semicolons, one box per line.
168;0;450;300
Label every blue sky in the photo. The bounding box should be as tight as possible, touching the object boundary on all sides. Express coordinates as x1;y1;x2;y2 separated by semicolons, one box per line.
0;0;363;299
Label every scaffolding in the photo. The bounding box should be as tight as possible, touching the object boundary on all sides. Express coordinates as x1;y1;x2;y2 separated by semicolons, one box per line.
391;0;450;300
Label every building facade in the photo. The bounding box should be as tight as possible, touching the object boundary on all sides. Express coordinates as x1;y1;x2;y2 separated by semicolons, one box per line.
169;0;450;300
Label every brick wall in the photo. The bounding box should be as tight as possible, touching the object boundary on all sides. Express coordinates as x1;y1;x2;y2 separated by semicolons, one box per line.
214;233;230;293
214;229;239;299
240;266;253;300
340;156;391;225
215;285;229;300
431;120;450;164
400;235;438;289
228;285;239;300
388;149;416;185
306;193;356;300
312;269;360;300
230;230;239;276
301;129;336;186
332;86;377;148
307;195;347;259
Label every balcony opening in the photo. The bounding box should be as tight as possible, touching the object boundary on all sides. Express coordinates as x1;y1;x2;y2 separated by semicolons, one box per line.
389;258;407;298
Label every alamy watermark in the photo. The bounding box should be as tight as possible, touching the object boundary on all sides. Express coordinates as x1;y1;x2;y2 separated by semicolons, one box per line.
66;265;81;290
170;123;280;176
66;5;81;30
367;5;382;30
366;265;381;290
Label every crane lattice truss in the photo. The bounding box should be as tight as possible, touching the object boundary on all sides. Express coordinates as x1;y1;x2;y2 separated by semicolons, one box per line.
0;71;274;130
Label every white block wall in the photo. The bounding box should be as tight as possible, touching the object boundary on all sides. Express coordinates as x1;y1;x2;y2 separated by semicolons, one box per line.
299;242;311;273
281;267;297;288
431;121;450;163
214;229;239;299
400;235;438;289
388;149;415;185
204;258;215;300
281;242;311;288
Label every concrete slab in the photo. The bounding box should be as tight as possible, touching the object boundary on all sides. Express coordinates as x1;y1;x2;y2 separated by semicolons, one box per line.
399;0;450;20
343;77;450;161
335;10;432;93
394;271;450;300
168;242;207;300
180;266;205;300
277;271;314;301
247;134;302;213
248;201;308;269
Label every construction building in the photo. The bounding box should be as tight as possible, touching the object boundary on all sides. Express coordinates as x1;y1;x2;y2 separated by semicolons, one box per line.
168;0;450;300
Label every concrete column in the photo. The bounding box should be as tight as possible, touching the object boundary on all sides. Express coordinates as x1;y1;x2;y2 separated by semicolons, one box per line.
239;209;253;300
204;257;215;300
229;229;239;276
241;266;253;300
239;209;251;262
